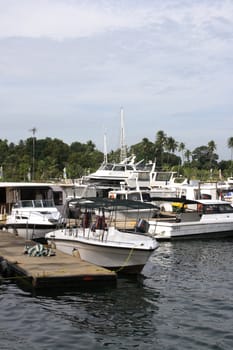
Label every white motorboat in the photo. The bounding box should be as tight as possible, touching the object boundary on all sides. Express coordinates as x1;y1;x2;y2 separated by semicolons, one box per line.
6;199;63;240
148;198;233;240
46;198;159;274
83;155;140;188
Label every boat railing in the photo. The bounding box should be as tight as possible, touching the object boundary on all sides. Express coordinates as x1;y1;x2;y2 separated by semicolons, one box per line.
14;199;55;209
64;210;143;239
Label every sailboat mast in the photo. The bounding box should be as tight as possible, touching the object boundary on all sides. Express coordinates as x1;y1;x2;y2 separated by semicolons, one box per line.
120;107;127;162
103;132;108;164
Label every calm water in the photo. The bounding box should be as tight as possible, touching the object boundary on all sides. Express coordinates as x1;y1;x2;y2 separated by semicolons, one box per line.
1;239;233;350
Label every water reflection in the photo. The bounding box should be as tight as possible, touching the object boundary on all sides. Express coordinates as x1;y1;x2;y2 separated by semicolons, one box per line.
36;277;161;348
1;239;233;349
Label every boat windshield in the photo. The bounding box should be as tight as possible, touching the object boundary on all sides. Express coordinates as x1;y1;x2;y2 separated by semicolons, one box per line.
155;172;176;181
113;165;126;171
203;203;233;214
101;163;114;170
126;165;135;170
14;199;55;208
128;193;141;201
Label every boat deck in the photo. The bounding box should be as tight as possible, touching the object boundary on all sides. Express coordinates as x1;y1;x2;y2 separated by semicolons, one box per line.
0;230;116;292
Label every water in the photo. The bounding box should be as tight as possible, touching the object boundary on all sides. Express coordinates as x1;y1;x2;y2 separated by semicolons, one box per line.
1;239;233;350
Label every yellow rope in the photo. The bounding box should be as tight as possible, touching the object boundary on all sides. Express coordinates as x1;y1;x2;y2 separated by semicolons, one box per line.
113;246;136;273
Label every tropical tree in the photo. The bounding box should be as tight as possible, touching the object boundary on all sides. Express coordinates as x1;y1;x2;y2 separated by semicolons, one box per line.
164;137;178;164
184;149;191;163
154;130;167;167
178;142;185;165
191;144;218;170
208;140;217;171
227;137;233;176
130;138;155;163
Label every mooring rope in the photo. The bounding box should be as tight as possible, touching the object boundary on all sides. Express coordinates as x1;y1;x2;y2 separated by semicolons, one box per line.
113;246;136;273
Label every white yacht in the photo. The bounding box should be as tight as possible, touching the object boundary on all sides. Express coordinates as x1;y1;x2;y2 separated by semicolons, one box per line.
84;155;140;188
6;199;63;240
149;199;233;240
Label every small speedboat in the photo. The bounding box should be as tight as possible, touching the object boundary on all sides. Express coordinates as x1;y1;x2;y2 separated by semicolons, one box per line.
46;197;159;274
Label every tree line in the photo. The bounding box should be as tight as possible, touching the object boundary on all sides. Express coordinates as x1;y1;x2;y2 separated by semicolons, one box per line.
0;131;233;182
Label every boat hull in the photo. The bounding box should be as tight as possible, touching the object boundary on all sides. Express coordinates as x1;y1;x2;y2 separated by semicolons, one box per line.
77;240;154;274
149;217;233;240
46;227;158;274
7;223;59;240
52;239;154;274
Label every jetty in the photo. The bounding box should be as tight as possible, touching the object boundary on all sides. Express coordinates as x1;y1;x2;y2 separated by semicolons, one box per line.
0;230;116;292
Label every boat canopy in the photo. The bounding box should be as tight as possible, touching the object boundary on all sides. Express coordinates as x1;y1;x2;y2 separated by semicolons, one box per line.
67;197;156;210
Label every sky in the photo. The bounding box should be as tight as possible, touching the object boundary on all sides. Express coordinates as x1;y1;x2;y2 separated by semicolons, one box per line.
0;0;233;160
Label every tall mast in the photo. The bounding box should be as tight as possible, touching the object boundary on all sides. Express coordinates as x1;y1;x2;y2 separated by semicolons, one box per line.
120;107;127;162
103;131;108;164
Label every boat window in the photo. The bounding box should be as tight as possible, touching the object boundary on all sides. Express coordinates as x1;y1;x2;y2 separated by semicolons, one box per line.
128;193;141;201
34;200;43;207
201;193;212;199
155;172;174;181
116;194;125;200
102;163;113;170
218;204;233;213
21;200;33;207
138;172;150;181
13;202;20;208
43;200;54;207
203;203;233;214
142;193;151;202
114;165;125;171
126;165;134;170
53;191;63;205
203;204;220;214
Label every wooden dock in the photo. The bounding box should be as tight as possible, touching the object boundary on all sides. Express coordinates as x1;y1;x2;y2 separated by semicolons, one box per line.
0;230;116;292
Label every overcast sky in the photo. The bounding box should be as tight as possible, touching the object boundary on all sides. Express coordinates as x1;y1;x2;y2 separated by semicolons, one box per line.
0;0;233;160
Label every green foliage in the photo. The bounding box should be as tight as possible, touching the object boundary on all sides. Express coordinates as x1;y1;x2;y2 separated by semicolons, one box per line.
191;145;218;170
0;131;232;181
0;137;103;181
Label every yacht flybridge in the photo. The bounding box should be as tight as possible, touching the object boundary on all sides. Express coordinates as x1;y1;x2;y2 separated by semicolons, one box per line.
84;155;143;188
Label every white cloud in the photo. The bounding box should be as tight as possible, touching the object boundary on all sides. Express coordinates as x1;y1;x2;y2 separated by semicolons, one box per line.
0;0;155;39
0;0;233;160
0;0;232;40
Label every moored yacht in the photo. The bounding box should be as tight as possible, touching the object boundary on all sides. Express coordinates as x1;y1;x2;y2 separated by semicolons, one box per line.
6;199;63;240
83;155;140;188
148;198;233;240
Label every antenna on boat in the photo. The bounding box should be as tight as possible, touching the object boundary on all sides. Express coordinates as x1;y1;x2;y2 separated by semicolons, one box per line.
120;107;127;163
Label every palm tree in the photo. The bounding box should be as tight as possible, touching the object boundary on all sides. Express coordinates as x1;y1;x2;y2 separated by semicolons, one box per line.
155;130;167;167
184;149;191;163
208;140;216;171
178;142;185;165
164;137;178;164
227;137;233;176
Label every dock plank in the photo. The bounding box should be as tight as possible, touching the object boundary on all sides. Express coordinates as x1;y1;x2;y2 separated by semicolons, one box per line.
0;230;116;291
